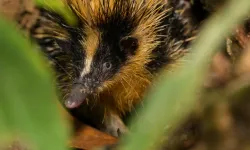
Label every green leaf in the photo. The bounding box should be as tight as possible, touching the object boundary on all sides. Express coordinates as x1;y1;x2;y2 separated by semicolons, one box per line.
35;0;77;25
0;16;70;150
119;0;250;150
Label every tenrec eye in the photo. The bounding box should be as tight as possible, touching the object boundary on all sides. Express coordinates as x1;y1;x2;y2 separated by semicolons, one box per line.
103;62;112;70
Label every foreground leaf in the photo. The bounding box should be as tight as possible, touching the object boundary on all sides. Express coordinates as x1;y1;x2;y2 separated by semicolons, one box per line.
0;16;69;150
35;0;77;25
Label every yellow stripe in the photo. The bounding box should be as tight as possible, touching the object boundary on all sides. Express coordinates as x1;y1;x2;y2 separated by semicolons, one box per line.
80;27;100;77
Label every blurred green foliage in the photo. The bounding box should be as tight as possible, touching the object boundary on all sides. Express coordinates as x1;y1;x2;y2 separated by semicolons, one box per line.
0;16;69;150
35;0;77;25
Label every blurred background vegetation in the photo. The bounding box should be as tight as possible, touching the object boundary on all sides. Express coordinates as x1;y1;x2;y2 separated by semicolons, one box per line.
1;0;250;150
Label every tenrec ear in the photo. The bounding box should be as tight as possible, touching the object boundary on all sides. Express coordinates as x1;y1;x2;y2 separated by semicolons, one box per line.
119;36;138;55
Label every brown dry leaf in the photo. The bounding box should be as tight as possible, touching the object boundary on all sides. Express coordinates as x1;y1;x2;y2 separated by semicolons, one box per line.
235;44;250;77
204;52;232;88
235;26;250;49
70;124;117;150
234;26;250;77
0;0;35;21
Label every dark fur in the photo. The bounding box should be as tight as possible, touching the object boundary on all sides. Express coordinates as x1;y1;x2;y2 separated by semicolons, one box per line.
78;1;141;89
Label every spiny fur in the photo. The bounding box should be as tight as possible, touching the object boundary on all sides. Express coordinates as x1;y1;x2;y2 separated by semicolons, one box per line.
26;0;195;134
63;0;193;115
29;8;81;99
